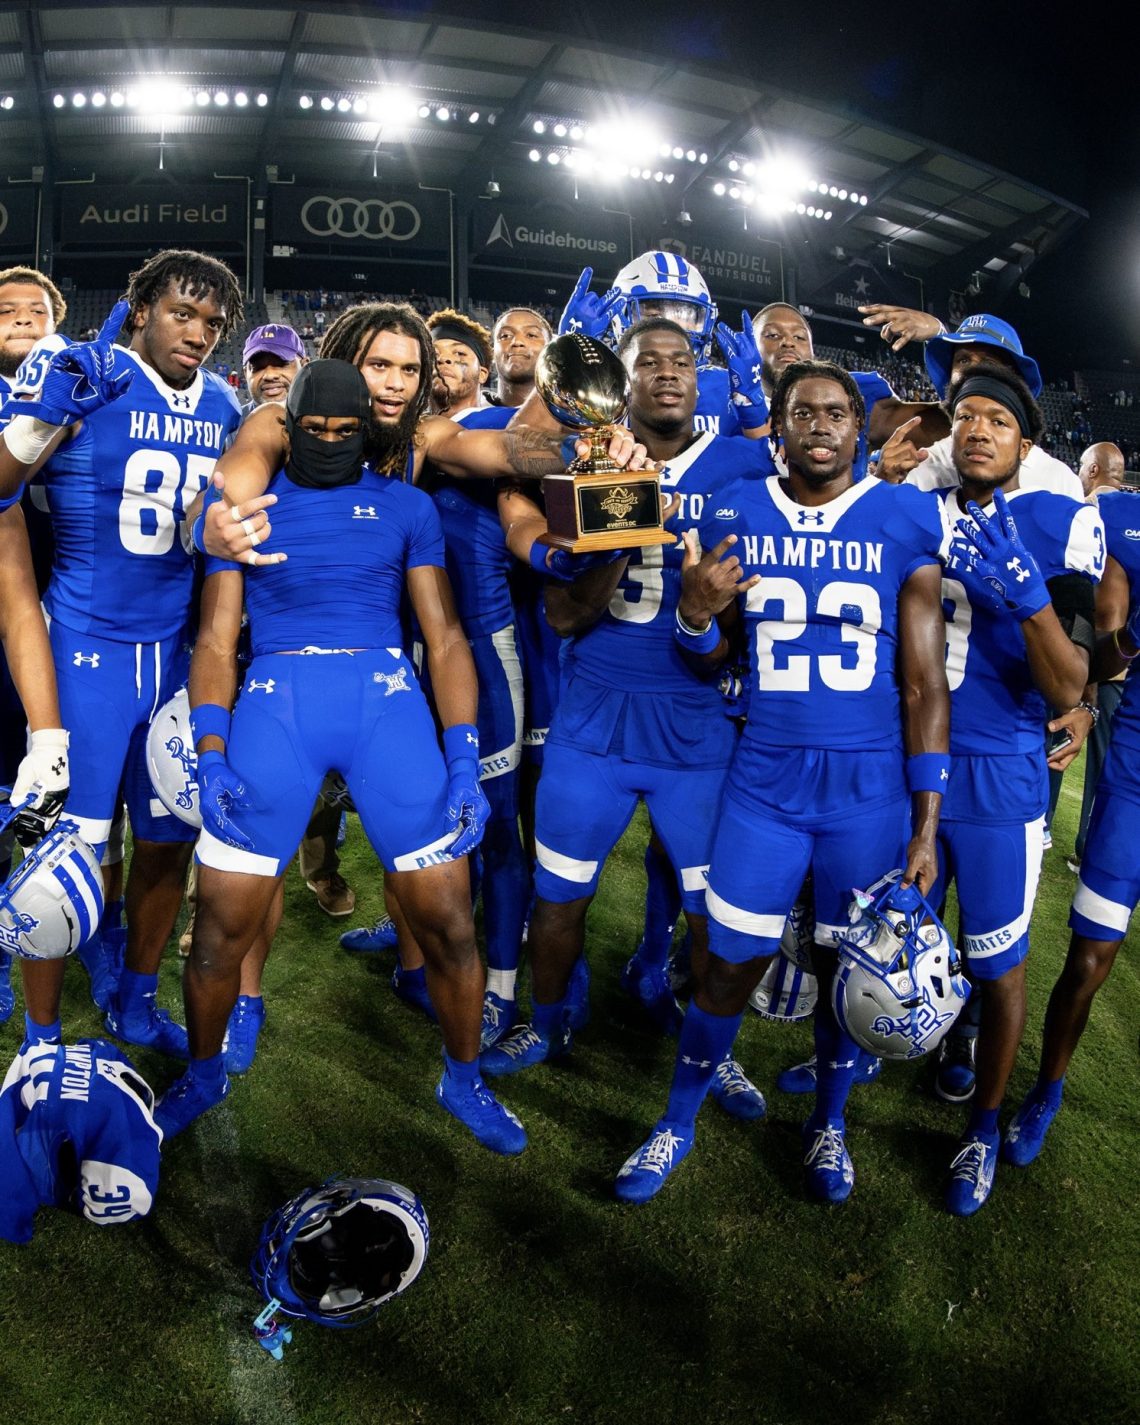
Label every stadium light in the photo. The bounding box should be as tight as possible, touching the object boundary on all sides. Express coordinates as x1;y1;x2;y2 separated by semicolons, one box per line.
319;97;334;111
215;91;230;107
352;97;367;115
337;97;351;113
299;95;313;109
554;122;566;137
72;93;86;108
110;91;124;107
436;106;450;121
91;91;106;108
569;124;583;141
547;152;560;165
469;110;480;123
196;90;210;107
0;95;13;111
533;120;545;134
256;93;269;107
528;148;540;161
713;182;726;196
418;103;430;118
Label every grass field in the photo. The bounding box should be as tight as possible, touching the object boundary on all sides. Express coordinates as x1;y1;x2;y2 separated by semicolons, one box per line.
1;762;1137;1425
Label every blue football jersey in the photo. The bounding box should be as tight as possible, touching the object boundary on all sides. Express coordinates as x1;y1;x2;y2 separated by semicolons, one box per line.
1088;490;1140;759
939;488;1104;756
566;431;768;694
0;1039;162;1244
694;364;737;437
432;404;515;636
701;476;945;753
40;347;241;642
207;466;445;657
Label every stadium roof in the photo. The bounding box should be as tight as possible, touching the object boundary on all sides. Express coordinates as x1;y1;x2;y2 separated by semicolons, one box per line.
0;1;1087;295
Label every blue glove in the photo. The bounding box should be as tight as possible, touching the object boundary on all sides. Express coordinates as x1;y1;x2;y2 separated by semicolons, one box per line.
533;543;629;582
442;724;491;858
197;750;255;852
948;490;1050;621
714;312;768;425
4;300;134;426
558;267;623;339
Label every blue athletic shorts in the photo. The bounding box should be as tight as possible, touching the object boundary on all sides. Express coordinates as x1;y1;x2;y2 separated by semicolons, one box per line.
469;624;523;820
931;817;1043;980
533;741;727;914
195;649;457;877
706;773;911;964
48;620;195;856
1070;784;1140;941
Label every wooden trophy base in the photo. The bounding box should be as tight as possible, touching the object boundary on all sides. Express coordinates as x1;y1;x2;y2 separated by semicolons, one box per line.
538;470;675;553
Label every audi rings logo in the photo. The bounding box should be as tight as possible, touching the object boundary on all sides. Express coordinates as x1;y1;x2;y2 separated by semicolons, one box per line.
300;195;422;242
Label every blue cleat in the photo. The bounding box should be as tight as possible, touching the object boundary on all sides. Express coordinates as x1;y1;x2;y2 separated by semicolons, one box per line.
710;1056;767;1120
614;1120;694;1203
621;952;684;1036
777;1049;882;1096
0;950;14;1025
1001;1093;1061;1167
803;1121;855;1203
390;963;437;1022
480;1021;569;1077
479;990;517;1051
78;934;121;1014
155;1067;230;1138
435;1067;526;1155
223;995;266;1075
340;914;399;954
945;1131;1000;1215
566;955;591;1031
104;996;189;1060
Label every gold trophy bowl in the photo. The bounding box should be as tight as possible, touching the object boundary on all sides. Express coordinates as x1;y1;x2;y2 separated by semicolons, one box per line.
535;333;673;553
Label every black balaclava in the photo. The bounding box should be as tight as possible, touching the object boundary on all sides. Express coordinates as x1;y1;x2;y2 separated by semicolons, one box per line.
284;359;370;488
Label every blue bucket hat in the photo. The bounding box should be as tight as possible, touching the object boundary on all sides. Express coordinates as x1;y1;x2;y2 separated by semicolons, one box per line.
925;313;1042;399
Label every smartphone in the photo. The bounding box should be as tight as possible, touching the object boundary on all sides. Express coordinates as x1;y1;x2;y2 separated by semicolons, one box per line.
1047;727;1074;757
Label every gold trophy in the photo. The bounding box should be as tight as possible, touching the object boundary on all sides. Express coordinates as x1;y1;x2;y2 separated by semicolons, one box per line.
535;333;674;553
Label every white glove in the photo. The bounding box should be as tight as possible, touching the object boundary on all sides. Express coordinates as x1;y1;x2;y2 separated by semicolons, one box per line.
11;728;69;847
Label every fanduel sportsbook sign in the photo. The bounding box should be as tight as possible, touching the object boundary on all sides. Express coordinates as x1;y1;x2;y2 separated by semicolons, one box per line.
472;203;631;269
58;185;245;244
271;188;451;257
651;229;784;301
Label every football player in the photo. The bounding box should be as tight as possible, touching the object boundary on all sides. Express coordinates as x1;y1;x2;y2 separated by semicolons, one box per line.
426;308;491;416
930;362;1101;1211
0;266;71;1022
1001;484;1135;1168
0;249;245;1056
613;360;949;1205
481;317;770;1122
157;359;526;1158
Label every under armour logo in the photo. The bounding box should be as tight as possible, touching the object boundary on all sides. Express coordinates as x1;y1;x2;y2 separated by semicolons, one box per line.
680;1055;712;1068
466;732;478;745
352;505;377;519
248;678;276;694
797;510;826;525
941;769;949;782
170;392;191;410
568;318;584;333
751;363;762;384
51;757;65;776
73;652;100;667
1006;557;1030;584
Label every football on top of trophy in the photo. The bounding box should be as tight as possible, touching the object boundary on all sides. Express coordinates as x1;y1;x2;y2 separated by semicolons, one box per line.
535;333;629;431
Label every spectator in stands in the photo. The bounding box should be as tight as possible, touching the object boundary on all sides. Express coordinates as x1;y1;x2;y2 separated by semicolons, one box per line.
241;323;307;413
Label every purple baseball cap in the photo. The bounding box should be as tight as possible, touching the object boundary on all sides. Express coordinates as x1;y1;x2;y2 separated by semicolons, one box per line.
243;323;306;365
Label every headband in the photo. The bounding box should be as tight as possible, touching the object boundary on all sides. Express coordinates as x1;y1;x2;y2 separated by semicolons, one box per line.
951;375;1032;438
430;321;489;368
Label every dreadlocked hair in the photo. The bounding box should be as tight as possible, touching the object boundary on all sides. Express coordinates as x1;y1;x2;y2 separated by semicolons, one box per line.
319;303;434;470
124;250;246;339
770;359;866;435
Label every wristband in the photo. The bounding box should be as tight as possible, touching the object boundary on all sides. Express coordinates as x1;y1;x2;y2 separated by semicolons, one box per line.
674;608;721;655
906;753;950;795
1112;627;1139;662
190;702;231;748
191;482;224;555
528;541;551;575
443;723;480;770
1075;700;1101;728
27;727;69;752
2;414;62;466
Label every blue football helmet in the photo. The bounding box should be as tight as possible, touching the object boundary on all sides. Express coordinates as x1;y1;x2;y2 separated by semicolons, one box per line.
609;250;718;363
831;871;969;1061
251;1176;429;1328
0;795;104;961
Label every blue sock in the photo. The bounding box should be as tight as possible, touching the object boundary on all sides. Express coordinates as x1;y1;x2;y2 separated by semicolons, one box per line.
810;998;860;1131
664;1003;743;1128
1033;1076;1064;1109
190;1051;227;1085
968;1106;1000;1138
532;997;567;1041
481;815;529;974
638;842;682;972
442;1049;479;1086
398;965;426;991
101;896;125;932
24;1012;61;1045
118;969;158;1015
